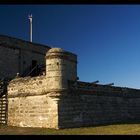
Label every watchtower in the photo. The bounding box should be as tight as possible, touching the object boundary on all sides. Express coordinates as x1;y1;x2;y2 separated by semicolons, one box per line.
46;48;77;91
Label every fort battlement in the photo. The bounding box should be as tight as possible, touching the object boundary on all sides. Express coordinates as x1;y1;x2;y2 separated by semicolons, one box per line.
7;47;140;129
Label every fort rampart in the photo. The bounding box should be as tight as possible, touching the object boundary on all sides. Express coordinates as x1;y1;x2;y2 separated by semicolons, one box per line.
7;48;140;129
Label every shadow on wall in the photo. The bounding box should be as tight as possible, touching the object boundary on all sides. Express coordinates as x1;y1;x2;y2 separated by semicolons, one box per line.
57;89;140;129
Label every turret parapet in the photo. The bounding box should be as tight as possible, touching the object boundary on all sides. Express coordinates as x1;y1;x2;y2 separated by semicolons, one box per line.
46;48;77;63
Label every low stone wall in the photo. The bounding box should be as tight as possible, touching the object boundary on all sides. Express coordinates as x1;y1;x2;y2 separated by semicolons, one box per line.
8;76;47;97
57;87;140;128
7;77;140;129
7;76;58;128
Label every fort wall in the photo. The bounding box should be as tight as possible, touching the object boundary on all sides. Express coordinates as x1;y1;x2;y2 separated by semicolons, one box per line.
8;76;58;128
58;84;140;128
7;47;140;129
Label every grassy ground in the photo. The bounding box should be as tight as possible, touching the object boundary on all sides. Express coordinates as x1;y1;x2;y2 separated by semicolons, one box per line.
1;124;140;135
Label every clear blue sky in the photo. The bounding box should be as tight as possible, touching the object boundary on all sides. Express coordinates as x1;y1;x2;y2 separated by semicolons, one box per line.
1;5;140;89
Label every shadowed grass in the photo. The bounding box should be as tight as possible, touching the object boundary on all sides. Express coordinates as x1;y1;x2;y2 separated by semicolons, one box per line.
1;123;140;135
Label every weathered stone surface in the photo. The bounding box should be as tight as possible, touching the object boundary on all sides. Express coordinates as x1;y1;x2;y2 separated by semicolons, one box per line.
58;91;140;128
8;95;58;128
8;76;47;97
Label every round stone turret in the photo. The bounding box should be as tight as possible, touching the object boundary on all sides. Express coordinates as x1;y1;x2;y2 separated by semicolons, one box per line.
46;47;77;91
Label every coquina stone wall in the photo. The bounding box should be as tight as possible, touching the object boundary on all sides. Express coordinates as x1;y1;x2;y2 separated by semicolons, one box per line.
8;76;59;128
7;47;140;129
57;85;140;128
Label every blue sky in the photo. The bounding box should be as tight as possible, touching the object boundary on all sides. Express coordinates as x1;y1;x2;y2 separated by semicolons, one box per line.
0;5;140;89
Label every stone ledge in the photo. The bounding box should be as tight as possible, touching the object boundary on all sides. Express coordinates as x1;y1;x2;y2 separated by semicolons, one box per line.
8;89;69;98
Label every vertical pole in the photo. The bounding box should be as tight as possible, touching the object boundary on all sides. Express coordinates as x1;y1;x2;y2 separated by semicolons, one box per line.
28;14;32;42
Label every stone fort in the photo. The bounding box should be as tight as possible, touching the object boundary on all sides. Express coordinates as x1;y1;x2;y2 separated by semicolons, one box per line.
1;35;140;129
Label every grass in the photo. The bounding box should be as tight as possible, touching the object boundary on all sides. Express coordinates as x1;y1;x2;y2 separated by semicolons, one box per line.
1;123;140;135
